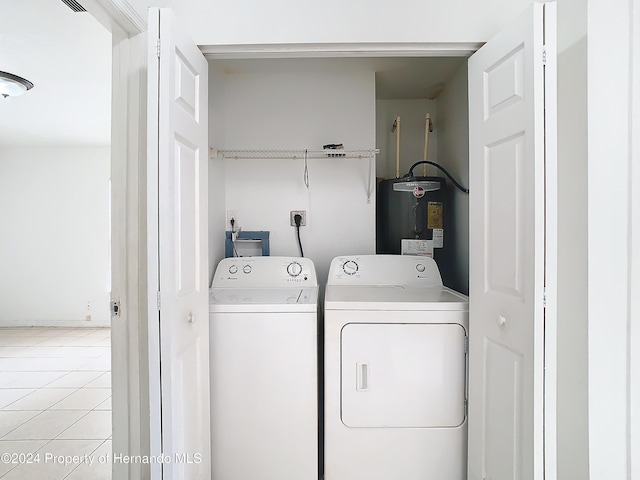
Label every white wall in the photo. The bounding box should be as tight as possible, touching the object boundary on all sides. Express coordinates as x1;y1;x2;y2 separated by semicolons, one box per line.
629;0;640;472
375;99;438;179
127;0;530;46
0;146;111;326
556;35;589;479
212;70;376;285
436;62;469;295
208;64;227;283
586;0;633;477
631;1;640;475
557;0;587;52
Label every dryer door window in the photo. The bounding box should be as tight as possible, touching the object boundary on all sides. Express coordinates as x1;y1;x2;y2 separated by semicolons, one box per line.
341;322;466;428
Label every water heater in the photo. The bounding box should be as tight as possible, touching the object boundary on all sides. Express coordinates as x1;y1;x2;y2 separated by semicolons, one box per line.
376;175;455;287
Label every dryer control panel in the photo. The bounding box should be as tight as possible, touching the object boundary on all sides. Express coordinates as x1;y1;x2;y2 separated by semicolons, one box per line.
212;256;318;288
327;254;443;286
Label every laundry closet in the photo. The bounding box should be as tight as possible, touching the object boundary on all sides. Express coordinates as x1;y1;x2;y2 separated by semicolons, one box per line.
206;56;471;293
146;3;559;479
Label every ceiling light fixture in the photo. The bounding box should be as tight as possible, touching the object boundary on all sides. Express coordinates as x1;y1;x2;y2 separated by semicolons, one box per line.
0;71;34;98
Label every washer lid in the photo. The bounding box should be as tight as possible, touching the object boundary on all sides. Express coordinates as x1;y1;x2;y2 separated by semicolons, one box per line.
324;285;468;311
209;287;318;313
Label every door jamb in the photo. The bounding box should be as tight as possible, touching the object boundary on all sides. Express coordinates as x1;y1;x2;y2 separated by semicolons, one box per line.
630;0;640;474
79;1;149;479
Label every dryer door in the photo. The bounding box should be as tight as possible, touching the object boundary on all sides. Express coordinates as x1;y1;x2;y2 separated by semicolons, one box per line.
341;323;466;428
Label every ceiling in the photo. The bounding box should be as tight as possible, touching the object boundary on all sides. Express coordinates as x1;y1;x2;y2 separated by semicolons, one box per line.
0;0;111;147
0;1;467;147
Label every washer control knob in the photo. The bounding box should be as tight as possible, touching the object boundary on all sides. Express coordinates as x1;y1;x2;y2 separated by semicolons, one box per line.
287;261;302;277
416;264;426;272
242;265;252;274
228;265;238;274
342;260;359;275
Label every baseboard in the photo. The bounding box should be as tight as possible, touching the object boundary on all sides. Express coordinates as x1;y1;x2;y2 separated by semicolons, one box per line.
0;319;111;328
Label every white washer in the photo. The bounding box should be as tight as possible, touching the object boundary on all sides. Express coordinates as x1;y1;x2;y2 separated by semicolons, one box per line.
324;254;468;480
209;256;319;480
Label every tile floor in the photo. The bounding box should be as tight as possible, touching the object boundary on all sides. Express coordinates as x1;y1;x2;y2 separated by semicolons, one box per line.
0;327;111;479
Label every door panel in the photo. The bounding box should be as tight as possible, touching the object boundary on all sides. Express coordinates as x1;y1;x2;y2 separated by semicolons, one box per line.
175;137;199;295
468;3;553;480
484;45;525;118
482;339;523;480
485;133;525;297
148;7;210;480
341;323;467;428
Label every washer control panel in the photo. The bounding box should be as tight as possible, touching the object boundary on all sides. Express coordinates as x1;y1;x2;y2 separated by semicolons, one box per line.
327;255;442;286
286;261;303;277
212;257;317;287
342;260;359;276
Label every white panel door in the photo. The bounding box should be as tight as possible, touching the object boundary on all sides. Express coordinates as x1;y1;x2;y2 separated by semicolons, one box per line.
467;3;555;480
148;8;210;480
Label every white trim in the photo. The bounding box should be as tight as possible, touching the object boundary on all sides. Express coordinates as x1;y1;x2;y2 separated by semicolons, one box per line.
543;3;558;480
101;0;146;32
146;8;163;480
629;0;640;476
80;0;145;34
200;42;482;59
83;1;149;479
109;27;150;480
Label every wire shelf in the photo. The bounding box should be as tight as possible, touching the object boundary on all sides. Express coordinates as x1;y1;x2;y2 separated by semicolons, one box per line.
214;148;379;203
218;149;379;160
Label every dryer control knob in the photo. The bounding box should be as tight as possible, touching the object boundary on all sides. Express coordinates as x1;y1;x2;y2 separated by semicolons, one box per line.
342;260;359;275
416;264;426;272
228;265;238;274
287;261;302;277
242;265;252;274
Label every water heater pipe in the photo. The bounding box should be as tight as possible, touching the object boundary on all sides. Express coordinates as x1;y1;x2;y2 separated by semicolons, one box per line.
392;116;401;178
422;113;432;176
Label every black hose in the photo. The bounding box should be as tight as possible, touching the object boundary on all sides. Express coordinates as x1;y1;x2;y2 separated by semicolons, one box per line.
406;160;469;194
294;213;304;257
296;224;304;257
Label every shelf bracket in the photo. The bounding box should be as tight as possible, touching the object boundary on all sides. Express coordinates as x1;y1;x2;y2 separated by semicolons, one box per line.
367;154;374;203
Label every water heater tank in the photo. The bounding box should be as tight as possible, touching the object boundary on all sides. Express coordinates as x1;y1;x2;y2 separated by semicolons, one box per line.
376;176;455;287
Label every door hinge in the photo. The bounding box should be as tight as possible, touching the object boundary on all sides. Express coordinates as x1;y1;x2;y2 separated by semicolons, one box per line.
156;38;161;58
464;335;469;354
542;46;547;66
543;288;547;308
157;291;161;311
110;300;121;318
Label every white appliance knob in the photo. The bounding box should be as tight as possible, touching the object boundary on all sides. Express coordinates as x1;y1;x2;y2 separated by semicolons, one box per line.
342;260;359;275
228;265;238;274
287;262;302;277
243;265;252;274
416;264;426;272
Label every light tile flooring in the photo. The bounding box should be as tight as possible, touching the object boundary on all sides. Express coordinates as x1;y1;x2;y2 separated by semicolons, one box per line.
0;327;111;479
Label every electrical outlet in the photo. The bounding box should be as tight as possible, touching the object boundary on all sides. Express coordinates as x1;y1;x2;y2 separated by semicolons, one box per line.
290;210;306;226
226;210;239;230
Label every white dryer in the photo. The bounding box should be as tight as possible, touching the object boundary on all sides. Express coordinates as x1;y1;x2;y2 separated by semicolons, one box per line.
324;254;468;480
209;256;319;480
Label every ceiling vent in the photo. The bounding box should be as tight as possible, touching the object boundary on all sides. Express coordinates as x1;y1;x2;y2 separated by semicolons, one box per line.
60;0;86;12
